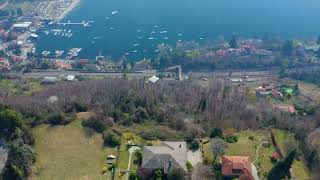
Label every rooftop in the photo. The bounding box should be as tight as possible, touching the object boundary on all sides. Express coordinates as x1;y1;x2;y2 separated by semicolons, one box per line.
142;141;187;174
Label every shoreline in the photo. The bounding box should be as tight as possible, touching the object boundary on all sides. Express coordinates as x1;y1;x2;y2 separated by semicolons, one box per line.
57;0;81;21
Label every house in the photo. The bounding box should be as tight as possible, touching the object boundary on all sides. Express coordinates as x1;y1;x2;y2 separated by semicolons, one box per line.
230;78;243;84
85;64;99;71
148;76;159;83
221;155;254;180
273;105;296;114
133;60;151;72
41;76;57;85
271;90;283;99
0;58;10;71
255;84;273;96
12;22;32;31
141;141;187;175
55;61;72;70
0;139;8;174
66;75;75;81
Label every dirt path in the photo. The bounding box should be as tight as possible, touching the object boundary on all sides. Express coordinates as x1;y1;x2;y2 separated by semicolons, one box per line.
253;143;262;164
125;146;140;180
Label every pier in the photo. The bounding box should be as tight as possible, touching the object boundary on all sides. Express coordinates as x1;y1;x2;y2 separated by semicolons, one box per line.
56;21;91;27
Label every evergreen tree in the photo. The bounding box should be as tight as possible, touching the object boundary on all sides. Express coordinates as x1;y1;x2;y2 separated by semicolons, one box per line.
267;150;296;180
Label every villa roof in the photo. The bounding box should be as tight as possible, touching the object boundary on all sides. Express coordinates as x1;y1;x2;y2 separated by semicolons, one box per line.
142;141;187;174
221;155;253;179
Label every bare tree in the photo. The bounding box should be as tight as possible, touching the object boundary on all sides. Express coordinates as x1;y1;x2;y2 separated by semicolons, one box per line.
211;138;227;163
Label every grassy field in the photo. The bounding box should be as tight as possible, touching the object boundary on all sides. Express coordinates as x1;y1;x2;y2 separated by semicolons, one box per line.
273;130;310;180
226;130;275;178
226;130;310;179
0;78;43;95
31;113;117;180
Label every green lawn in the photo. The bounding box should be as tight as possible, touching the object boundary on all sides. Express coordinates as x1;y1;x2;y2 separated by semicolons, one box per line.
31;115;117;180
273;130;310;180
226;130;275;178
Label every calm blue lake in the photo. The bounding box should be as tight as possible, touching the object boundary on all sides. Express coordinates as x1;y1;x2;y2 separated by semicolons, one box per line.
36;0;320;60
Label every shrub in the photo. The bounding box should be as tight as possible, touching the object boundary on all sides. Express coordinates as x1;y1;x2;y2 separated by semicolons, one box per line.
248;136;254;141
225;135;238;143
191;139;200;150
73;100;88;112
134;150;143;166
102;131;120;147
141;130;169;140
47;113;65;125
129;172;138;180
81;116;106;133
101;166;108;174
210;128;223;138
186;161;193;172
168;168;186;180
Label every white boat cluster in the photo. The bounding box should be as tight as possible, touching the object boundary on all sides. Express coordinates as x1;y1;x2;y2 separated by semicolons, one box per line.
43;29;73;38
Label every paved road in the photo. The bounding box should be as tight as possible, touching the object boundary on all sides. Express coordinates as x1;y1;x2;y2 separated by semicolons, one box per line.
0;0;8;10
187;149;203;166
251;163;260;180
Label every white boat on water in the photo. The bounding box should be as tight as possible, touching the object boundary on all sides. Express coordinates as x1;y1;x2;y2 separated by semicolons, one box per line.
133;43;140;47
111;11;119;15
137;36;143;39
178;33;183;36
133;50;138;53
148;37;154;40
93;36;103;39
42;51;51;56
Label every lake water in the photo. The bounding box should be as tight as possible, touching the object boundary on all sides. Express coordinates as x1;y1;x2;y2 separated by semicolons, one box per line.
36;0;320;60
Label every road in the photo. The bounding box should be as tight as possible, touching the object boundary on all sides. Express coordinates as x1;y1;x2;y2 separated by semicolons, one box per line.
125;146;140;180
0;0;8;10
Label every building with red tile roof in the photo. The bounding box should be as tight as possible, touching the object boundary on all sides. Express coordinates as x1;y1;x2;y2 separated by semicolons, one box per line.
55;61;72;70
221;155;254;180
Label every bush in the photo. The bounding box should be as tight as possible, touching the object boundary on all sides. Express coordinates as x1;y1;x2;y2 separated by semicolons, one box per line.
47;113;65;125
191;139;200;150
210;128;222;138
225;135;238;143
81;116;106;133
134;150;143;166
248;136;254;141
141;130;169;140
186;161;193;172
73;100;88;112
102;131;120;147
168;168;186;180
101;166;108;174
129;172;138;180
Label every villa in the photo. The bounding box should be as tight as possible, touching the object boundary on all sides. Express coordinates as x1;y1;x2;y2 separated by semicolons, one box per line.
140;141;188;176
221;155;254;180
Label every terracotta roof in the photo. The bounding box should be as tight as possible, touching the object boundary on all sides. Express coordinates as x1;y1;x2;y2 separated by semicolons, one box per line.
221;156;253;179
